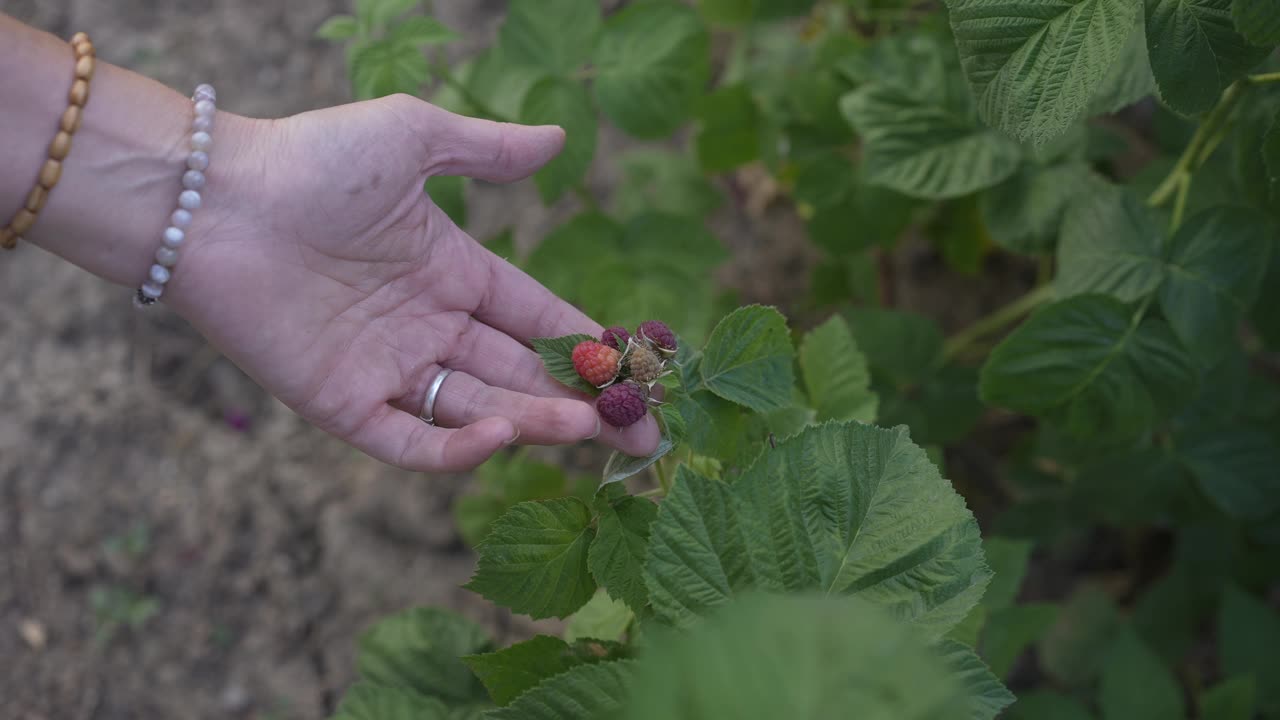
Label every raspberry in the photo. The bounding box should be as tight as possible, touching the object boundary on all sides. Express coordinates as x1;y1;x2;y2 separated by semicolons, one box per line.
637;320;677;353
601;326;631;351
596;382;648;427
628;345;664;384
572;341;621;387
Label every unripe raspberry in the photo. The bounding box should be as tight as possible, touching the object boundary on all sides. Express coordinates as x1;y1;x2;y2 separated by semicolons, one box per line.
637;320;677;353
628;345;664;384
601;326;631;351
596;382;648;427
572;341;621;387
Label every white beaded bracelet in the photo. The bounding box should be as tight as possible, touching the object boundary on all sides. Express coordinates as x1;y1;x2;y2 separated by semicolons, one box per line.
134;83;216;308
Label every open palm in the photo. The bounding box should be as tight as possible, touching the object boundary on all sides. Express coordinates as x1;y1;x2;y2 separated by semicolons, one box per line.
169;94;659;472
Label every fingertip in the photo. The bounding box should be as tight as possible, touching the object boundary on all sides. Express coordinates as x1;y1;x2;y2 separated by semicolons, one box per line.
599;412;662;458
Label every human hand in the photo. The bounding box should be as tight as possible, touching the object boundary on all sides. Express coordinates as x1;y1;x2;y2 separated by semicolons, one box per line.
168;94;661;472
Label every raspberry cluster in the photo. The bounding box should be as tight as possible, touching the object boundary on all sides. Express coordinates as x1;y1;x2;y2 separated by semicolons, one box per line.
570;320;678;427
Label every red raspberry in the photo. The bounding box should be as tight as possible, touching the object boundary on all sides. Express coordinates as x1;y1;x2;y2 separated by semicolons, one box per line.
572;341;621;387
596;382;648;427
637;320;677;353
601;326;631;351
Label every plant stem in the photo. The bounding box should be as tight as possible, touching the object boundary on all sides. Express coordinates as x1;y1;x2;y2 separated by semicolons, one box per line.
1170;173;1192;231
1250;72;1280;84
1148;80;1249;208
655;458;672;495
941;284;1055;363
637;487;665;499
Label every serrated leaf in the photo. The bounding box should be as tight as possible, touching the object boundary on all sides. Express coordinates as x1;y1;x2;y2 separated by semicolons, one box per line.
594;1;710;139
499;0;601;75
389;16;459;46
1146;0;1270;115
458;45;545;121
841;84;1021;199
566;589;633;642
937;640;1016;720
947;0;1141;143
698;305;794;412
484;660;635;720
531;334;599;394
351;38;430;99
465;499;597;619
355;608;490;704
463;635;623;707
1233;0;1280;46
520;78;596;204
1177;426;1280;520
601;436;676;485
980;295;1199;438
332;683;453;720
844;307;945;388
1201;675;1257;720
1090;12;1158;114
588;487;659;611
984;163;1104;254
614;150;723;219
357;0;416;31
1220;585;1280;715
982;603;1058;678
624;594;970;720
696;84;761;172
982;538;1032;610
624;212;728;271
644;423;992;637
1056;186;1165;301
1158;207;1274;364
525;214;623;299
317;15;359;41
673;388;751;461
799;316;878;423
1099;628;1185;720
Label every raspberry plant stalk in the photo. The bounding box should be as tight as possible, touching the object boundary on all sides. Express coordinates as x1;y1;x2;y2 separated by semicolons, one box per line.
321;0;1280;718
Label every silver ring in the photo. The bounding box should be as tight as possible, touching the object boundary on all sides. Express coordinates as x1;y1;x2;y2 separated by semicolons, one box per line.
420;368;454;425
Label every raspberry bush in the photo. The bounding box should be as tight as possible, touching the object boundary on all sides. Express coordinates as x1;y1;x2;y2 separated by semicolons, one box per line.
321;1;1280;718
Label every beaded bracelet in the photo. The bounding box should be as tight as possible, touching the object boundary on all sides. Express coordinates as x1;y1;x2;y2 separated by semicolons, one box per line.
1;32;95;251
134;83;217;307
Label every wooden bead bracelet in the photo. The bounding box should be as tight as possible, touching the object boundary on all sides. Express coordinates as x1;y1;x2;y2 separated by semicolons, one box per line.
1;32;95;250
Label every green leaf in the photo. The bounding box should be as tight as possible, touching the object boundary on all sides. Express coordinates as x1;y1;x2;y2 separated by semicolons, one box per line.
698;305;795;412
946;0;1142;143
798;316;878;423
357;0;417;31
613;150;723;219
1099;628;1185;720
457;45;546;121
1005;691;1095;720
840;84;1022;199
1089;14;1158;114
979;295;1199;438
982;603;1058;678
673;388;751;461
644;423;992;637
1056;187;1165;301
1145;0;1270;115
531;334;598;395
355;608;490;703
1179;426;1280;521
624;594;970;720
525;214;623;297
389;16;459;46
465;499;597;619
351;38;430;99
317;15;359;41
937;640;1017;720
499;0;601;75
565;589;633;642
1040;586;1123;687
520;78;596;204
623;212;728;271
588;486;659;611
1220;585;1280;715
984;163;1104;255
844;308;945;388
463;635;623;707
1158;207;1274;364
1201;675;1257;720
425;176;467;227
695;85;761;172
875;366;986;446
594;1;710;139
602;436;676;484
982;537;1032;610
332;683;452;720
1234;0;1280;44
484;660;635;720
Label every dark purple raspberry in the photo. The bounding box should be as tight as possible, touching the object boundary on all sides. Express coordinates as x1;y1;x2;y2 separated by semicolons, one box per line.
601;326;631;351
637;320;677;353
596;382;648;428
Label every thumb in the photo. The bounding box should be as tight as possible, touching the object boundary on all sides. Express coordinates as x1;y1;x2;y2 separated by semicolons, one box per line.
404;98;566;183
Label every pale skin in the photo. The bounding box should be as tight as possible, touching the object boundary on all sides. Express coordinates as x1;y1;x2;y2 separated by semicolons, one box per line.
0;14;661;471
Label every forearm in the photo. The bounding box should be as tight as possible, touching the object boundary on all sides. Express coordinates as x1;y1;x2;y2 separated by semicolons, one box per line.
0;13;262;291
